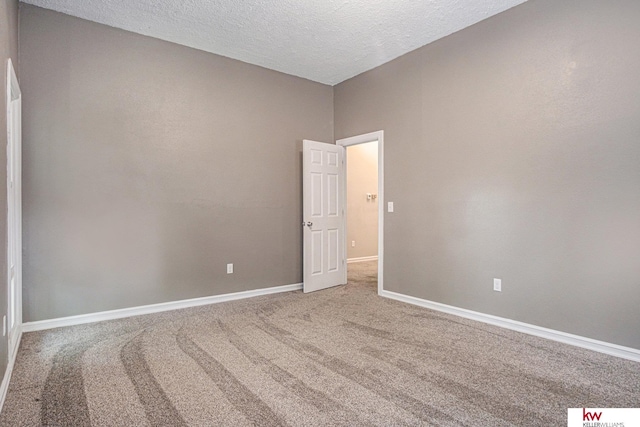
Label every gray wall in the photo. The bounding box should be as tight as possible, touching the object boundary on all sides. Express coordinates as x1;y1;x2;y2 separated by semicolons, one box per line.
20;5;334;321
1;0;18;387
335;0;640;349
17;0;640;350
347;142;378;259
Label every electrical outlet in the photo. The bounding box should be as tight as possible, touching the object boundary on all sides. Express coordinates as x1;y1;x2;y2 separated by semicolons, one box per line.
351;241;356;247
493;278;502;292
227;263;233;274
388;202;394;212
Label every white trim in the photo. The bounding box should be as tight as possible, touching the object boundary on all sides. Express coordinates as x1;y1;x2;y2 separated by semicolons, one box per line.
347;256;378;264
337;130;384;295
6;58;20;100
6;58;23;361
0;327;22;414
22;283;303;333
380;290;640;362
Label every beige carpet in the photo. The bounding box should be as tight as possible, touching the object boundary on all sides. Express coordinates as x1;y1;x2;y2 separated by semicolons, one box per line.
1;261;639;426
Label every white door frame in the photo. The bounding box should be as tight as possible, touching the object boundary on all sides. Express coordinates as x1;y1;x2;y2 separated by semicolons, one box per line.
337;131;384;295
6;58;22;359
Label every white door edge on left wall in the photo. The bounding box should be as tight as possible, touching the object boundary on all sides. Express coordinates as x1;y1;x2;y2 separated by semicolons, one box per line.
2;57;23;415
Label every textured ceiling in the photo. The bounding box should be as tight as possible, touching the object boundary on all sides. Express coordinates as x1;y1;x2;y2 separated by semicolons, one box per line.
21;0;528;85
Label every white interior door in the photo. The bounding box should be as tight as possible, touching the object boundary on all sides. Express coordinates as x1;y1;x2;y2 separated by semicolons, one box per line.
6;58;22;357
303;140;346;293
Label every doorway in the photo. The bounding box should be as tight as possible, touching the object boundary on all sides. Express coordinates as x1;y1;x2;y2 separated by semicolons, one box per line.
337;131;384;295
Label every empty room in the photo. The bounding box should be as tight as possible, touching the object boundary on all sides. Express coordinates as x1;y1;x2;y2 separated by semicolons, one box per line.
1;0;639;425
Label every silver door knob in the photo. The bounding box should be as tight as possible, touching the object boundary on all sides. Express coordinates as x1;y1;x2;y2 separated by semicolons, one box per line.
306;221;313;227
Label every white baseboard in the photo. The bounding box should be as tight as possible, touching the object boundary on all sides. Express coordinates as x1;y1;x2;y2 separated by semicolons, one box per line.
22;283;303;333
380;290;640;362
0;327;23;414
347;256;378;264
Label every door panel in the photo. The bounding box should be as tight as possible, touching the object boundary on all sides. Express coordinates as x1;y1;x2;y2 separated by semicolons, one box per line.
328;229;339;272
311;231;323;275
303;140;346;293
311;173;323;216
327;174;338;216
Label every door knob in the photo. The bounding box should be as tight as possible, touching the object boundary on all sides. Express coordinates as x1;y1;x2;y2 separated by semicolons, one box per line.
306;222;313;227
